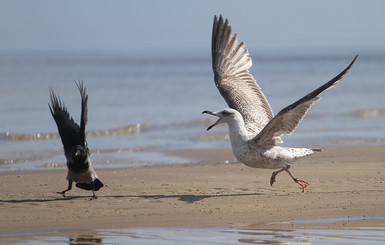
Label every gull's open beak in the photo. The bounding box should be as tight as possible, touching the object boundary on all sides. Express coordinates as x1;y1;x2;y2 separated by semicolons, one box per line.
202;110;221;131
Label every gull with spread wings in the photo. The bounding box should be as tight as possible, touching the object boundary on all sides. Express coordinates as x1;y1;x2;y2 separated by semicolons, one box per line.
203;15;358;192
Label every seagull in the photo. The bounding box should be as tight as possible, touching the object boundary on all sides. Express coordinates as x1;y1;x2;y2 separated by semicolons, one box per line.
49;81;103;199
202;15;358;192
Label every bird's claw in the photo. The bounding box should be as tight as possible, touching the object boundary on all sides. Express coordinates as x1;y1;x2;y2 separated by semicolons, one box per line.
294;179;309;192
270;174;308;192
57;191;66;198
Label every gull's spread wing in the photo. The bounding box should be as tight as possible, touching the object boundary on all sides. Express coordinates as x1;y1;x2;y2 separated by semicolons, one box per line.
252;55;358;146
212;15;273;132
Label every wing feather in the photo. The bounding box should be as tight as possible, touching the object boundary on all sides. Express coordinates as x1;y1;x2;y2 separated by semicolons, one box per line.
212;15;274;132
49;82;88;153
76;81;88;142
252;54;358;146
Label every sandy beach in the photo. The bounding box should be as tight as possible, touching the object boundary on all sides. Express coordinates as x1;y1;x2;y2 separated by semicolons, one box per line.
0;145;384;234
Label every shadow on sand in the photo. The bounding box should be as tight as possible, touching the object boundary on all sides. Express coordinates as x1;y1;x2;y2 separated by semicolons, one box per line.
0;192;263;204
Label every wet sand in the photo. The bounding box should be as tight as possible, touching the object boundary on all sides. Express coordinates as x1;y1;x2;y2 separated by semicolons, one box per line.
0;146;384;234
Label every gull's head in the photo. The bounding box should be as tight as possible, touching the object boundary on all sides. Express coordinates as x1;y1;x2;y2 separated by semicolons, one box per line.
202;108;240;131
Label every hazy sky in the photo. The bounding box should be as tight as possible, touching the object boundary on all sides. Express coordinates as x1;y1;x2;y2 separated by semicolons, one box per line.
1;0;385;54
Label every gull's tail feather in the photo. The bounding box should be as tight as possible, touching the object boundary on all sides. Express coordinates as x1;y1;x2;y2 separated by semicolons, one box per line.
312;148;323;153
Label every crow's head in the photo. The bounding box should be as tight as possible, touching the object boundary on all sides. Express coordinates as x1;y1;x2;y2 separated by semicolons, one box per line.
70;145;89;164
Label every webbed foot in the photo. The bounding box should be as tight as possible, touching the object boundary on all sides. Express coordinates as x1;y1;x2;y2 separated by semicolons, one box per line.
294;179;309;192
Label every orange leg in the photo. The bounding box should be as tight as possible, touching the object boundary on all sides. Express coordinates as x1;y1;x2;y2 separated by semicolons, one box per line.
270;165;308;192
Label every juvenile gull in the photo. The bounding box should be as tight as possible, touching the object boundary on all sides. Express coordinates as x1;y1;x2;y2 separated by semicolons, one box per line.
203;15;358;192
49;81;103;199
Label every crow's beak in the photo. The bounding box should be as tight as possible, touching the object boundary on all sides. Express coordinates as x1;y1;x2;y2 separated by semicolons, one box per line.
75;150;82;157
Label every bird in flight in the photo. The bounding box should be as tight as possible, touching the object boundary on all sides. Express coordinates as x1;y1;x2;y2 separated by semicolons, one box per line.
203;15;358;192
49;81;103;199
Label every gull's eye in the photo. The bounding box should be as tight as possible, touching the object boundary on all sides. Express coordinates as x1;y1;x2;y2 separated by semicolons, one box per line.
222;111;229;116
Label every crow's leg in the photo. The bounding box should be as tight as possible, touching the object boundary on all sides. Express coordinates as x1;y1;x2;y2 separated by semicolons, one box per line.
90;180;98;200
58;180;72;198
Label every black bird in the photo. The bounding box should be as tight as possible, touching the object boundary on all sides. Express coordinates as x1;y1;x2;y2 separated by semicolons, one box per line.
49;82;103;199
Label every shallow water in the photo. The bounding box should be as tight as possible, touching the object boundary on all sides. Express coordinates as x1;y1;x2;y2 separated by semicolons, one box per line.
1;217;384;244
1;51;385;171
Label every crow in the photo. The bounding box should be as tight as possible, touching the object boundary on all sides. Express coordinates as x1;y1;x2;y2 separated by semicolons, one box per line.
49;81;103;199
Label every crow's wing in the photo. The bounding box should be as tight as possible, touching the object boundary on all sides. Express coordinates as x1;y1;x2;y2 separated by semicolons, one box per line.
49;82;88;152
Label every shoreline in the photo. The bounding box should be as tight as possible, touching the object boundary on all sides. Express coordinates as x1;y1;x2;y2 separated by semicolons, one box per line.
0;145;384;234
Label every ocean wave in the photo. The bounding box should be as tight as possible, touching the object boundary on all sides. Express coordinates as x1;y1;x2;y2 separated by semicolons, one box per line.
42;162;67;169
353;110;385;118
1;123;146;141
0;155;49;166
87;123;146;137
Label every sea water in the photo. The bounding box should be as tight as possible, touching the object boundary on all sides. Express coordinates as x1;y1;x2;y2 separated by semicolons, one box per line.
1;51;384;171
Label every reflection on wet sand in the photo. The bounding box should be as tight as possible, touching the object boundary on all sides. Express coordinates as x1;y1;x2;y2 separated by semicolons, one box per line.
2;217;384;245
68;233;102;245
